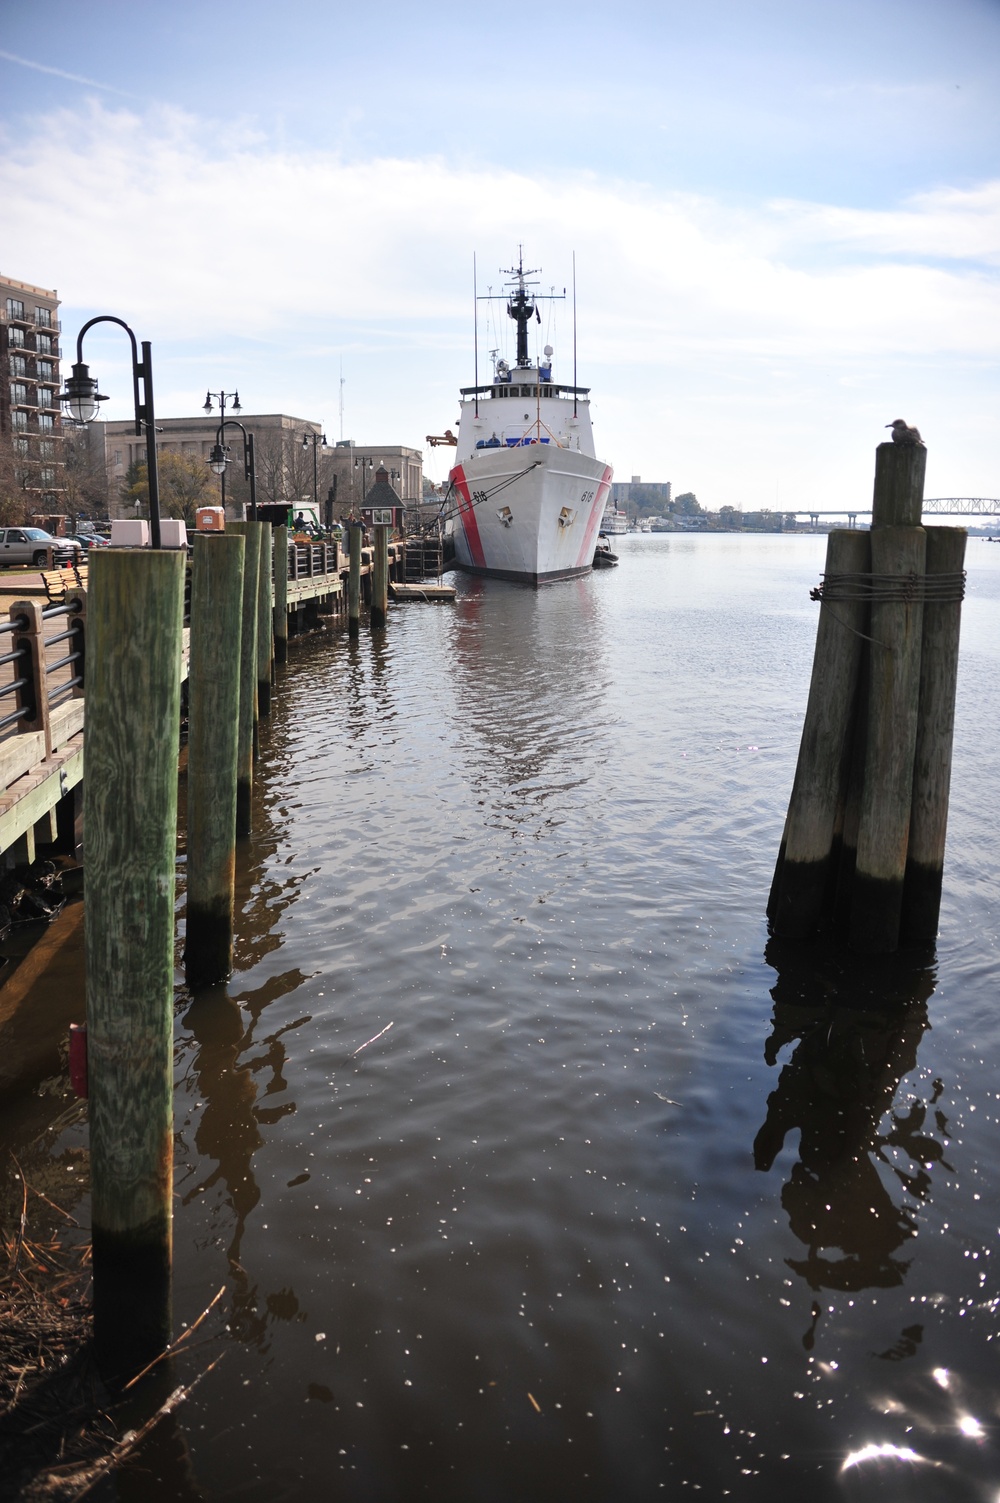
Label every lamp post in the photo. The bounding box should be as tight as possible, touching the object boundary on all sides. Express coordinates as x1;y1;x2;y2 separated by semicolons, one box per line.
203;389;241;509
301;428;327;530
60;315;163;548
209;420;258;521
354;452;374;516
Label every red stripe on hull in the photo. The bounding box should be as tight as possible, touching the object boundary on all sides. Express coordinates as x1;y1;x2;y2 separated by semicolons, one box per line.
575;464;615;570
451;466;486;570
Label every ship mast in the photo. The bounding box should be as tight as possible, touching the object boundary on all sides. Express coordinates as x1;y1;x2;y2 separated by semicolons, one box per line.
503;249;540;369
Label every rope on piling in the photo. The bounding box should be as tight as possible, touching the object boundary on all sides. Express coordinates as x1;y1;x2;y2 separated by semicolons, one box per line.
810;571;966;605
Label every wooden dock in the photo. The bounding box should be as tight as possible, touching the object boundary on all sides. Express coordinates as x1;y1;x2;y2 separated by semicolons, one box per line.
0;533;449;869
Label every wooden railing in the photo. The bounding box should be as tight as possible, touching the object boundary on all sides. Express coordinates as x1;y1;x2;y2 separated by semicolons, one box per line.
0;593;86;794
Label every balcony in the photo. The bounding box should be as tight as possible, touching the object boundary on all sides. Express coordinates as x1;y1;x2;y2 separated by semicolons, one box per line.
33;314;60;333
2;305;31;327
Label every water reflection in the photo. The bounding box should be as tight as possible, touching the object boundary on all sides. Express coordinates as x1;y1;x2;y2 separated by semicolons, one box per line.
446;577;614;839
755;941;949;1297
179;974;306;1273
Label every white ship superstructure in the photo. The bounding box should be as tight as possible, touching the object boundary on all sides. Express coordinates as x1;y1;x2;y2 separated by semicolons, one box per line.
449;256;612;585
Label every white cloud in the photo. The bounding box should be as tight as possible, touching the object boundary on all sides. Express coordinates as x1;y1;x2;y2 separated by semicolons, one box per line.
2;101;997;505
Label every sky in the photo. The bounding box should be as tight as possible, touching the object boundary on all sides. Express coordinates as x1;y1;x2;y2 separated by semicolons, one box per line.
1;0;998;506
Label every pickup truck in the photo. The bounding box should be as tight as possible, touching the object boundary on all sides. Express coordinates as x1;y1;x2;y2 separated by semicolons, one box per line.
0;528;83;567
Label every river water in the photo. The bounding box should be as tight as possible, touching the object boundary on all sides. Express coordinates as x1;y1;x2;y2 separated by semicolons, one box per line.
10;532;1000;1500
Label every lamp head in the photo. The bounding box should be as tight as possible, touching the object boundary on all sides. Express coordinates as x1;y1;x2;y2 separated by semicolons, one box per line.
203;393;213;413
232;392;241;413
209;443;230;475
60;361;107;425
302;434;310;449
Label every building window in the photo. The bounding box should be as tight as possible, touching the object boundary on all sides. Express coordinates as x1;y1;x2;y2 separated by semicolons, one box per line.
36;360;53;382
10;382;27;405
40;467;56;485
113;450;122;467
6;298;25;320
34;307;52;329
14;437;28;456
12;411;28;431
39;440;54;457
36;333;52;355
37;388;54;408
8;354;26;377
8;327;25;348
37;413;54;432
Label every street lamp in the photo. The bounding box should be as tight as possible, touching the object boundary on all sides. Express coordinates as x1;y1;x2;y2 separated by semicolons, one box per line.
60;315;163;548
203;389;241;509
209;420;258;520
354;453;374;513
301;429;327;529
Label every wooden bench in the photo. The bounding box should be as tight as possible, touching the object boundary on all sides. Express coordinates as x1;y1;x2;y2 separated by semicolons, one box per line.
41;562;88;604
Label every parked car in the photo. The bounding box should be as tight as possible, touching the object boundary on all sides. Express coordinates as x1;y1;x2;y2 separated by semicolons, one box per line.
0;528;83;567
66;533;109;551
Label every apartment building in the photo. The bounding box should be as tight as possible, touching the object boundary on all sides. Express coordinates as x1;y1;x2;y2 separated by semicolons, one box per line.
1;274;64;507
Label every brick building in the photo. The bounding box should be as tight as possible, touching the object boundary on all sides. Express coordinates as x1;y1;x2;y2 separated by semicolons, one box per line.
1;274;65;511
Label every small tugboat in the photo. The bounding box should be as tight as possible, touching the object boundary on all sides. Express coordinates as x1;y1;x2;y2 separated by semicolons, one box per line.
593;533;619;568
448;252;614;585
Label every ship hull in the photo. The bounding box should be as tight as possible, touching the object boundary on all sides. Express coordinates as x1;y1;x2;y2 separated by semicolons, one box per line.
450;448;613;586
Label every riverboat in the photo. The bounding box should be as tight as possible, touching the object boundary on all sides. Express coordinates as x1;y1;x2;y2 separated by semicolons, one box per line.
600;504;628;535
448;254;613;585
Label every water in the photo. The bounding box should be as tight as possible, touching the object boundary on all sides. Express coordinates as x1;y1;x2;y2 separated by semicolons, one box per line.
10;532;1000;1500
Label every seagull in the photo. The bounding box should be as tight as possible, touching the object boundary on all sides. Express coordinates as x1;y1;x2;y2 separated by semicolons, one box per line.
886;418;923;446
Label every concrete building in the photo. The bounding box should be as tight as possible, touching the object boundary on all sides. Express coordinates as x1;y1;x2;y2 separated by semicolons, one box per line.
94;415;423;525
610;476;672;511
327;441;423;520
1;274;65;510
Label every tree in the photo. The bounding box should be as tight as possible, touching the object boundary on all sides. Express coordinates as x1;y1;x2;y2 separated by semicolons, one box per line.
62;427;111;518
246;429;322;513
125;450;216;524
673;491;702;516
0;432;30;527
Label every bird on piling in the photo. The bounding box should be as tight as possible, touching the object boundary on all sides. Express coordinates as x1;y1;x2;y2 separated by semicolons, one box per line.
886;418;923;446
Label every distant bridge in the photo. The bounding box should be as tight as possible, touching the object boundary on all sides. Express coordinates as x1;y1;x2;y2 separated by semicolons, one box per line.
792;499;1000;527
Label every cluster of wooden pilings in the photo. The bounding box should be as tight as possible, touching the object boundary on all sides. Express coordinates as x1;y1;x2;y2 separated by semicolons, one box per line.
768;440;966;954
83;520;396;1378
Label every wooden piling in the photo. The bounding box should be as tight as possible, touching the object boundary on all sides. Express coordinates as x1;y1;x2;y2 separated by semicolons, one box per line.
871;439;926;527
769;530;871;938
256;521;273;716
849;523;927;953
900;526;967;944
228;521;261;836
273;524;289;664
348;523;362;637
84;548;185;1377
371;524;389;629
185;533;245;988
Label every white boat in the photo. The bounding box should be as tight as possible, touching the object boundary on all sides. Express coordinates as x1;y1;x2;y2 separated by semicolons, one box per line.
448;255;613;585
601;505;628;535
